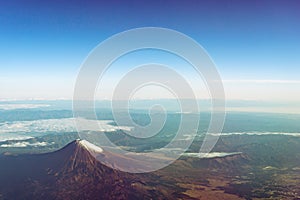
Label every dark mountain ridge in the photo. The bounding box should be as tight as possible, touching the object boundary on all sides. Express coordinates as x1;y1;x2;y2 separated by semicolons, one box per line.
0;140;181;200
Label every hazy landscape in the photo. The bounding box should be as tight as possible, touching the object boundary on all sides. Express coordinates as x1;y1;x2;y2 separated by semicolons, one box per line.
1;101;300;199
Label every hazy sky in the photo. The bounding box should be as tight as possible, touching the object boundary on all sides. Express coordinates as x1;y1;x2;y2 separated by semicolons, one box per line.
1;0;300;103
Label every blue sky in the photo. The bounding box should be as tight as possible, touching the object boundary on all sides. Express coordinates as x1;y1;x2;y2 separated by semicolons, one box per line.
1;0;300;103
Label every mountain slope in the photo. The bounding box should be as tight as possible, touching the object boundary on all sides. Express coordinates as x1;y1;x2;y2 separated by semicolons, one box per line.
0;140;188;200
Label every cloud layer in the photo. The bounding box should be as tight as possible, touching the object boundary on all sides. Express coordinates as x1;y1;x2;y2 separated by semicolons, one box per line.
210;132;300;137
0;104;50;110
0;118;132;143
0;141;51;148
182;152;242;158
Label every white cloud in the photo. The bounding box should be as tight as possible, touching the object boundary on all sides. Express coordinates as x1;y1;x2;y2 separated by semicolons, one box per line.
0;104;50;110
182;152;242;158
0;134;34;142
0;118;132;142
0;118;77;134
75;118;132;132
209;132;300;137
1;141;51;148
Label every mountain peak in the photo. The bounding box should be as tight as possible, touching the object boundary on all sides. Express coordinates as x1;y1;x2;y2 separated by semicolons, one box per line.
75;139;104;154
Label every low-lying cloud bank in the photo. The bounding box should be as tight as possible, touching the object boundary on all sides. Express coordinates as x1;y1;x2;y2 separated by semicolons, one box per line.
0;104;50;110
182;152;242;158
0;118;132;143
210;132;300;137
0;141;52;148
0;118;132;135
0;134;34;142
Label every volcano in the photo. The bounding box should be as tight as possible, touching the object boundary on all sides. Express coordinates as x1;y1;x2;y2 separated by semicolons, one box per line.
0;140;186;200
